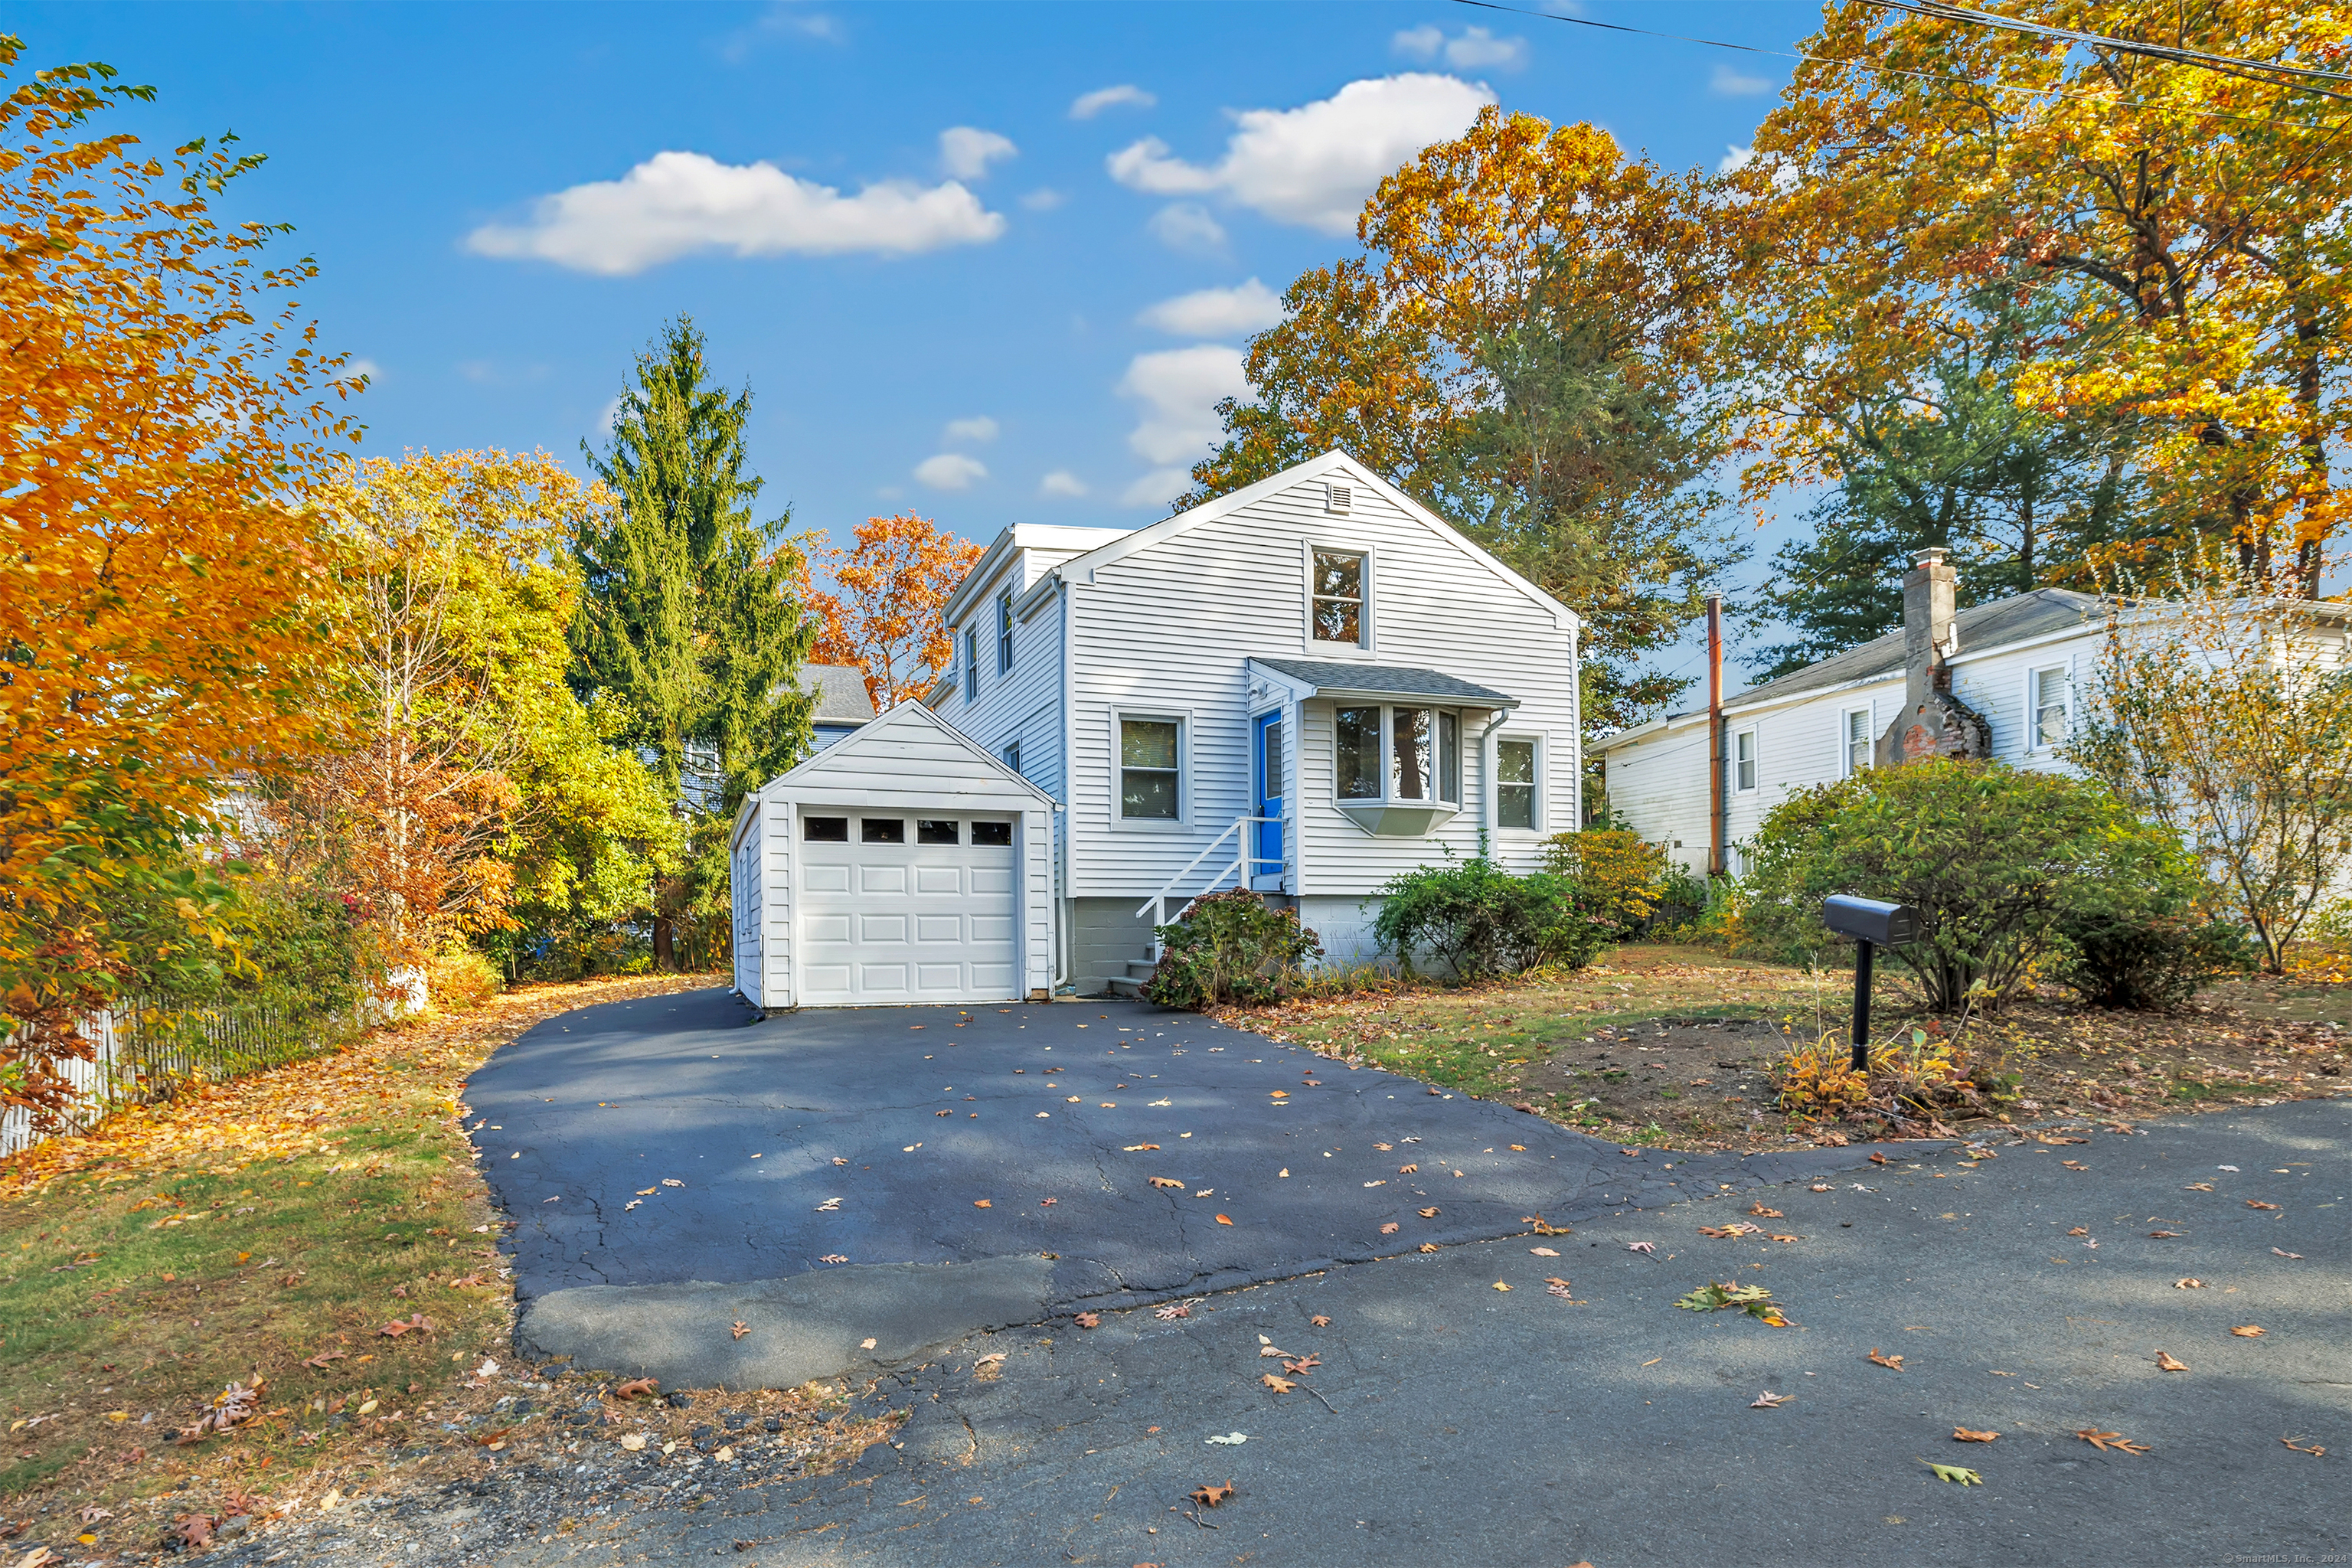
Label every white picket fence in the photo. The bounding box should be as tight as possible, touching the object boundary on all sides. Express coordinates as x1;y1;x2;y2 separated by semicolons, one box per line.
0;996;305;1161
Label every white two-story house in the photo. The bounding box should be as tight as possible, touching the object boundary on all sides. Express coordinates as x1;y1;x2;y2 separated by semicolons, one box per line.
729;450;1585;1007
919;450;1583;995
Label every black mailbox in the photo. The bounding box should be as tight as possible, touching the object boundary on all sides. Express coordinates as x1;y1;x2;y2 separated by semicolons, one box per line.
1823;894;1922;948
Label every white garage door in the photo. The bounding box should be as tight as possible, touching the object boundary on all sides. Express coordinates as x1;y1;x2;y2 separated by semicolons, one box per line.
798;812;1018;1004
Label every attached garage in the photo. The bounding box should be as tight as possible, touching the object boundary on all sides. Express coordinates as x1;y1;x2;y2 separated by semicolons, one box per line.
731;702;1057;1010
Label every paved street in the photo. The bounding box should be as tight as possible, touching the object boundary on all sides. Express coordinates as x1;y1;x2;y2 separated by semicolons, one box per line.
468;990;1870;1390
476;1096;2347;1568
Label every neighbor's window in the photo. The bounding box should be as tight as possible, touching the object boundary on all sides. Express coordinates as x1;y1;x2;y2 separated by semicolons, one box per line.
1312;550;1366;645
916;819;959;845
804;815;849;842
1391;707;1435;801
962;627;978;701
996;590;1014;673
1844;708;1872;776
972;820;1014;846
1334;706;1382;799
2033;666;2068;749
1735;728;1757;792
861;818;906;844
1119;717;1181;820
1439;712;1461;804
1002;740;1022;776
1496;737;1537;829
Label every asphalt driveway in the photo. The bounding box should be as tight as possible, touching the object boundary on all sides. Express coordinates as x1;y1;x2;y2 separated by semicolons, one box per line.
465;988;1874;1389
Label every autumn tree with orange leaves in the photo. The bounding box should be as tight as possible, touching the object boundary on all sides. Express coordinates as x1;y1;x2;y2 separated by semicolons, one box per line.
799;513;985;709
0;41;359;1125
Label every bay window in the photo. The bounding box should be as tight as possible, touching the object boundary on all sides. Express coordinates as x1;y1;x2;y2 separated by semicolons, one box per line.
1332;705;1465;832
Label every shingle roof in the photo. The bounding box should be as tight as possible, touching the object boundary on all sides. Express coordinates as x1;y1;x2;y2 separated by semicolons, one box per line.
1250;657;1517;707
1727;588;2109;710
802;664;878;723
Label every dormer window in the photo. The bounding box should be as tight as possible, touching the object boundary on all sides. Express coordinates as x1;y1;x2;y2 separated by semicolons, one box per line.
1312;550;1367;645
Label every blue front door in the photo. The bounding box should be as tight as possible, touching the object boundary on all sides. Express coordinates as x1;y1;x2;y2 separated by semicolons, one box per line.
1253;711;1284;882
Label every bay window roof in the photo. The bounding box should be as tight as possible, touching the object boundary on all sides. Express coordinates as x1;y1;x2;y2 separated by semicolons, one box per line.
1247;658;1517;710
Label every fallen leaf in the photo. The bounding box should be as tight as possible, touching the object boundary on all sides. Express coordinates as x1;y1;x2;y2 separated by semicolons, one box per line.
818;1253;849;1264
2076;1429;2150;1454
661;1179;684;1188
614;1378;658;1400
1310;1315;1331;1327
1203;1432;1247;1446
2282;1436;2327;1458
1260;1373;1295;1393
2231;1325;2265;1337
377;1313;432;1338
2154;1351;2189;1372
1190;1481;1235;1507
618;1433;647;1452
1952;1428;1998;1442
1419;1243;1440;1253
1268;1090;1289;1099
861;1338;879;1350
2185;1182;2215;1191
1492;1281;1511;1292
1418;1207;1439;1218
2273;1247;2304;1259
1148;1177;1185;1191
1215;1214;1234;1226
1380;1222;1400;1235
1282;1356;1319;1376
2149;1230;2184;1237
2246;1200;2280;1210
1154;1303;1191;1321
973;1199;992;1208
1926;1462;1983;1485
1075;1312;1101;1329
299;1350;345;1370
832;1157;848;1166
1868;1349;1906;1370
1868;1152;1889;1165
1750;1390;1792;1408
635;1187;658;1197
730;1321;749;1341
1748;1203;1783;1218
2062;1160;2089;1170
2067;1227;2089;1236
1626;1241;1656;1255
2175;1278;2206;1289
1699;1223;1762;1239
1123;1144;1161;1152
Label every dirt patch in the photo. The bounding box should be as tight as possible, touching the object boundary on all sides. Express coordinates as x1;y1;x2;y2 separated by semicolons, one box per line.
1513;1017;1800;1136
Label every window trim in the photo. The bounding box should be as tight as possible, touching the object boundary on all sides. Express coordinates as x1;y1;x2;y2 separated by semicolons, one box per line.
1491;730;1544;835
1733;725;1759;793
1841;704;1873;778
1110;706;1191;831
995;590;1014;674
2025;662;2071;754
1302;541;1374;652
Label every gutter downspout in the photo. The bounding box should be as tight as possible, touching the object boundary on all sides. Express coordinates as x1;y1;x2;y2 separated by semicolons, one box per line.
1057;573;1076;991
1707;593;1725;878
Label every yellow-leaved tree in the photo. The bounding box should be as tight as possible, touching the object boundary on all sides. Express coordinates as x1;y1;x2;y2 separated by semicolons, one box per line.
0;41;357;1122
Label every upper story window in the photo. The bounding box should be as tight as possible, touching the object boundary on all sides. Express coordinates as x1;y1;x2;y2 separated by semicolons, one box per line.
1312;550;1367;645
1735;727;1758;792
1337;706;1462;805
2031;665;2069;750
996;590;1014;674
1002;740;1022;776
1495;737;1537;829
1844;707;1872;776
1119;717;1181;820
962;627;978;702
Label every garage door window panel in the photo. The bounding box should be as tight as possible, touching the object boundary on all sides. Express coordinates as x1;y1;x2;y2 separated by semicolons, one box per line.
804;815;849;841
917;819;960;844
862;818;906;844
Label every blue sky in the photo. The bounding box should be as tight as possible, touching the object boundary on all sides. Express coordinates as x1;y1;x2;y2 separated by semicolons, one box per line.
24;0;1818;634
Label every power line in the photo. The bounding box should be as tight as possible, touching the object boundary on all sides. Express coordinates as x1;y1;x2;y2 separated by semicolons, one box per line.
1874;1;2352;93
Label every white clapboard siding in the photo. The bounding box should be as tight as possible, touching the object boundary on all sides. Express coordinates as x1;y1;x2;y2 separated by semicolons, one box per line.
730;703;1057;1008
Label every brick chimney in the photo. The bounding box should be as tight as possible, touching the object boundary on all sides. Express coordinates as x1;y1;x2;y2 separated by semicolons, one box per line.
1875;547;1990;767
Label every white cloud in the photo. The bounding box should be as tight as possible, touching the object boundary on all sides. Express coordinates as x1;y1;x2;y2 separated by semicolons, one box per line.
1020;188;1067;211
720;3;844;61
939;126;1018;181
1070;83;1156;120
944;415;999;444
1039;469;1089;498
1710;63;1772;96
1393;24;1527;69
914;452;988;491
1718;144;1756;175
1137;277;1283;337
465;151;1006;275
1106;74;1494;235
1120;468;1195;509
1146;201;1227;253
1117;345;1248;488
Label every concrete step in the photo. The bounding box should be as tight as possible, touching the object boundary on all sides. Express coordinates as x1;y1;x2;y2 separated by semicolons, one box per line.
1106;976;1147;998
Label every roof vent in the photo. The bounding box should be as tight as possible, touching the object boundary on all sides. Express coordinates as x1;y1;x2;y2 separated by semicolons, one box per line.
1325;482;1352;514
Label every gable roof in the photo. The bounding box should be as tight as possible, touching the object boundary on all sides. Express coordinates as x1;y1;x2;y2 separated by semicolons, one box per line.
1729;587;2108;710
1054;450;1580;632
759;699;1056;803
802;664;877;724
940;522;1135;628
1250;657;1517;707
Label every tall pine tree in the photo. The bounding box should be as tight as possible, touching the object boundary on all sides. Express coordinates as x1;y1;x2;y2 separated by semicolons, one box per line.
573;317;813;969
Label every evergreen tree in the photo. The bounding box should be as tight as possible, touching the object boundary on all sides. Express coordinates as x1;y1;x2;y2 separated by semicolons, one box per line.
572;317;813;969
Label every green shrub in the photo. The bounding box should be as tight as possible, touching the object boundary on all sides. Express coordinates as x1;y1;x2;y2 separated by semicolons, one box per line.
2055;831;2251;1008
1542;829;1669;936
1370;858;1611;980
1146;890;1324;1010
1741;758;2203;1011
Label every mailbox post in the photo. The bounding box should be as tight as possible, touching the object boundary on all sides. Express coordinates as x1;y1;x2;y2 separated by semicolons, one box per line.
1821;895;1922;1074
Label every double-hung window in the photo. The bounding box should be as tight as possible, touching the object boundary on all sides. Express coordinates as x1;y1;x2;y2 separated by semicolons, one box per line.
1496;737;1537;829
1734;728;1758;792
1001;740;1022;777
962;627;978;702
2031;666;2068;750
1844;708;1872;776
1119;717;1181;820
996;590;1014;674
1312;550;1367;646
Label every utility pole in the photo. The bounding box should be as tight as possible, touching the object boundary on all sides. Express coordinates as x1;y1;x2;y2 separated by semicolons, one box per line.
1706;593;1724;877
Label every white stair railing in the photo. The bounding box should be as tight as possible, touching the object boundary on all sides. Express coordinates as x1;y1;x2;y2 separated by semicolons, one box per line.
1135;815;1276;962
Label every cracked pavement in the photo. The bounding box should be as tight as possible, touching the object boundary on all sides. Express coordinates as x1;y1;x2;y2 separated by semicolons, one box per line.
465;988;1877;1388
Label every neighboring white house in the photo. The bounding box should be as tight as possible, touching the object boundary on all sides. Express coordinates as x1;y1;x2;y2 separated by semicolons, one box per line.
804;662;878;750
923;449;1583;995
730;701;1058;1009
